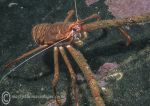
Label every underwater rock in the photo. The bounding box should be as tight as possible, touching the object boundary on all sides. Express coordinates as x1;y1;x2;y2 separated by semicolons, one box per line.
85;0;99;6
105;0;150;18
77;63;122;86
95;63;123;102
76;62;122;88
96;62;123;87
97;71;123;87
96;62;119;78
76;74;85;82
97;80;108;87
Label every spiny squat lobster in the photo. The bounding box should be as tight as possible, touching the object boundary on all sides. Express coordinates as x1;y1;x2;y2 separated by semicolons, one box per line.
4;10;106;106
4;8;138;106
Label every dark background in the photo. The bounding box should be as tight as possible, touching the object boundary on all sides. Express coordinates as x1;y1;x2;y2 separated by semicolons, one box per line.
0;0;150;106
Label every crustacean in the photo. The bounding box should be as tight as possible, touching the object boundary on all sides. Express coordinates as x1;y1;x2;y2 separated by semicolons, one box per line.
4;9;105;106
2;1;150;105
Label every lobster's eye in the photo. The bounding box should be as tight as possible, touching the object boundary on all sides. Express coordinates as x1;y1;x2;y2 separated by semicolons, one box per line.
72;28;76;32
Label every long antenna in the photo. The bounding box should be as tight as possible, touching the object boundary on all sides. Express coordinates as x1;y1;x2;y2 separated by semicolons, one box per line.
0;38;67;83
74;0;79;20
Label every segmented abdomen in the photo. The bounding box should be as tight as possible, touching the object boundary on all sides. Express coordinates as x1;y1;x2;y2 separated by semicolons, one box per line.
32;22;71;45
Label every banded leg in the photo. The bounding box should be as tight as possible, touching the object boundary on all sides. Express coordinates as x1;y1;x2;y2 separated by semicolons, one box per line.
59;46;79;106
52;47;61;105
66;45;105;106
118;27;132;46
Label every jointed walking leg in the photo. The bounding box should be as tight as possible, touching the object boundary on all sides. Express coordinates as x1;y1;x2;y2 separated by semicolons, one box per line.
64;10;75;23
52;47;61;105
66;45;105;106
59;46;79;106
